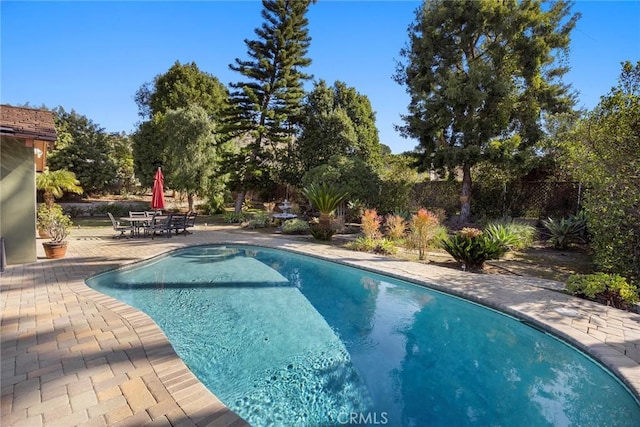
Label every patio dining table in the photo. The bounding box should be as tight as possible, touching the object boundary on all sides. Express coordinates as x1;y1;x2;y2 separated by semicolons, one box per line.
119;215;166;237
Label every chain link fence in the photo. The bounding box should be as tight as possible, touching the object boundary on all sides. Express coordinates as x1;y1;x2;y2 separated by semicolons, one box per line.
412;181;582;219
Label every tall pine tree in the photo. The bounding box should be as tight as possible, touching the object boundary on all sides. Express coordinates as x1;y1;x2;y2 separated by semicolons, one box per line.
225;0;313;211
395;0;579;222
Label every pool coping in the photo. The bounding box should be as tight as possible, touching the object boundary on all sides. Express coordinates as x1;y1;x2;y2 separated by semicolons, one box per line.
1;227;639;426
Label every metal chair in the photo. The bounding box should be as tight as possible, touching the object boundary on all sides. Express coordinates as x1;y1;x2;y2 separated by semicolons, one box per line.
107;212;130;239
184;211;197;234
129;211;147;237
149;213;174;239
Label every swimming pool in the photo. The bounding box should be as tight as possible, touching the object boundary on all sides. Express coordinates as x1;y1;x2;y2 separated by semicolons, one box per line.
86;245;640;426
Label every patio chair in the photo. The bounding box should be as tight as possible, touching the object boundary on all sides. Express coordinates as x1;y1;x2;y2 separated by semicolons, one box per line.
184;211;197;234
169;213;187;235
129;211;147;237
149;213;174;239
107;212;130;239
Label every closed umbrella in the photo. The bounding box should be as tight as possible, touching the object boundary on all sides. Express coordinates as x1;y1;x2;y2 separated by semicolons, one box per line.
151;167;165;211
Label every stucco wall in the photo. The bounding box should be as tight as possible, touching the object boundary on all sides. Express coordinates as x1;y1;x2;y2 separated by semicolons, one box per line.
1;137;37;264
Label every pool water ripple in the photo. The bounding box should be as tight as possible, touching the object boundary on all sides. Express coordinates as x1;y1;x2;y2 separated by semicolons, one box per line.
87;245;640;427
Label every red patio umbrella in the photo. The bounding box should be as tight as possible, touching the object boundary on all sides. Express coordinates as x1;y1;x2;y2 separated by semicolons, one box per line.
151;167;166;210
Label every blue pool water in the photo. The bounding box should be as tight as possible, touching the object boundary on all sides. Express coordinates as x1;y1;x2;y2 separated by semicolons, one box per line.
86;245;640;426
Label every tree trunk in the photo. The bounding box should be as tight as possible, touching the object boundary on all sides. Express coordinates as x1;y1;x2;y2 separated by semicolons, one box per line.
234;191;246;214
319;213;331;232
459;163;472;223
188;193;194;213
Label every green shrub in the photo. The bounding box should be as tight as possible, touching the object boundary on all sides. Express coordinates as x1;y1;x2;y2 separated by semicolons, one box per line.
223;211;245;224
244;212;270;229
346;199;366;223
442;227;508;271
346;236;378;252
374;238;397;255
542;213;587;249
64;206;87;218
346;236;397;255
282;218;310;235
566;273;639;309
484;220;536;251
90;203;145;217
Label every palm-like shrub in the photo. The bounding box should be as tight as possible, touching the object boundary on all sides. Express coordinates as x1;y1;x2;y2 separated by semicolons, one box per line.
36;168;83;208
442;227;508;271
302;183;349;241
542;213;587;249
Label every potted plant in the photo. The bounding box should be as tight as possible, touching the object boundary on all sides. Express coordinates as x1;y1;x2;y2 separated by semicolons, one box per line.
36;168;83;237
37;203;73;259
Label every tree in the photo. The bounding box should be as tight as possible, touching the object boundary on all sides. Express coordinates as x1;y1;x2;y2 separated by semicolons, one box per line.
36;169;83;208
161;105;231;212
135;61;228;120
224;0;313;212
302;155;382;209
132;61;229;187
559;61;640;283
295;80;382;178
395;0;579;222
49;108;123;195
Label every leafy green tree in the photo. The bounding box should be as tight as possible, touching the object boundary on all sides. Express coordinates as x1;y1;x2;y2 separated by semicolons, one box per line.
295;80;382;179
107;132;137;194
135;61;228;120
161;105;232;212
302;155;381;209
131;116;165;188
132;61;229;186
49;108;123;195
377;153;423;214
224;0;313;212
559;61;640;283
395;0;579;222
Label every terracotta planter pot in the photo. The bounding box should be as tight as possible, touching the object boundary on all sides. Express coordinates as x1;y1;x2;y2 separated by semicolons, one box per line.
38;228;50;239
42;241;68;259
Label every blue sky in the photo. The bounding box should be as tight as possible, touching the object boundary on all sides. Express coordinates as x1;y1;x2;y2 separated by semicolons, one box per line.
2;1;639;154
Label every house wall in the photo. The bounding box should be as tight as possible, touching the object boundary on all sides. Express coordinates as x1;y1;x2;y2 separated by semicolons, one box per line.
1;137;37;264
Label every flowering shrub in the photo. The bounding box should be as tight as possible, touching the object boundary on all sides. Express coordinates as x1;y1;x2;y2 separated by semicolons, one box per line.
361;209;382;239
385;214;406;240
409;208;441;260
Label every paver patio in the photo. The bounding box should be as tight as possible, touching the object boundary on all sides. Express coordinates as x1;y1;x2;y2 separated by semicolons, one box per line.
1;225;639;426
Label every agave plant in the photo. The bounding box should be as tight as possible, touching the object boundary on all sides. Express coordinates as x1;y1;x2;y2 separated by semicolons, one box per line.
302;183;349;240
542;214;586;249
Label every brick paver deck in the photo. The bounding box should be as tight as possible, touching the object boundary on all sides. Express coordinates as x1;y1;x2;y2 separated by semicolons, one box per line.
1;225;639;426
